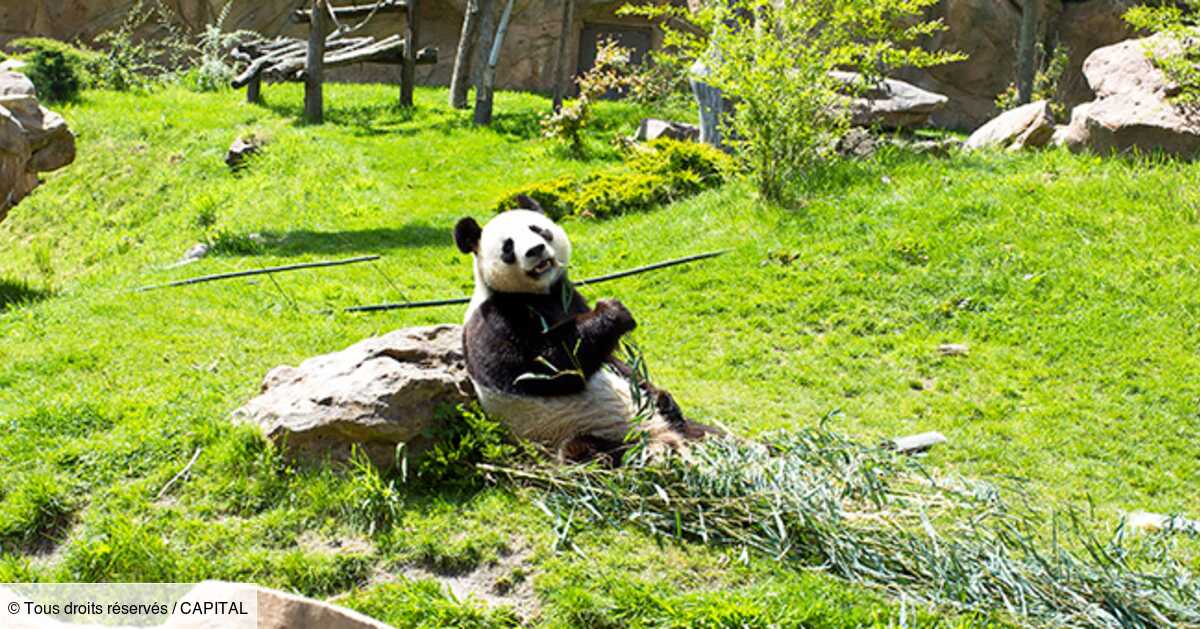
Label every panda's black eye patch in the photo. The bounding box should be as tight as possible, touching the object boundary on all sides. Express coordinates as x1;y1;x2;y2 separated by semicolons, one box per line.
529;225;553;242
501;238;516;264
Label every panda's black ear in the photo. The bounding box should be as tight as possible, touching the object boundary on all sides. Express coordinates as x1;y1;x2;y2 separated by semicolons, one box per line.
454;217;482;254
515;194;545;215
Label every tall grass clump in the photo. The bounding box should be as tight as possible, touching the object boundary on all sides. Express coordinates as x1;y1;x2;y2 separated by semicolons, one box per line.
482;425;1199;628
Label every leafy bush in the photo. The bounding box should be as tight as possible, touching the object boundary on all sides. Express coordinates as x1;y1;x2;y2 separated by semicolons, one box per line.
542;38;638;156
494;139;731;219
91;0;192;91
19;49;82;103
995;42;1070;121
1124;1;1200;104
622;0;963;204
185;1;256;92
416;404;521;487
6;38;103;100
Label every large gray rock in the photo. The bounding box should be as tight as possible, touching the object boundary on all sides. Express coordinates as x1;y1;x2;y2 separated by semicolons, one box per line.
965;100;1056;151
1076;34;1200;157
832;71;949;130
1052;101;1093;152
634;118;700;143
0;71;75;221
234;325;474;468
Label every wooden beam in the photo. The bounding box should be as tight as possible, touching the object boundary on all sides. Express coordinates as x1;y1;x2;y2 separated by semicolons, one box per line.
305;0;327;124
246;72;262;104
401;0;418;107
291;0;408;24
449;0;479;109
551;0;575;112
473;0;515;125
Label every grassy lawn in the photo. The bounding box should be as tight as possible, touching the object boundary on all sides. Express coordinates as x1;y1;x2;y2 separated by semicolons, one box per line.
1;82;1197;626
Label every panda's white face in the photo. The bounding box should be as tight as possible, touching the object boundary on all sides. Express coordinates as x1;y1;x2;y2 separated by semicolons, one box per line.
474;210;572;295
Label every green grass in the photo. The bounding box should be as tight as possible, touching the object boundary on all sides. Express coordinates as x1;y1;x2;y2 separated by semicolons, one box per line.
0;82;1197;626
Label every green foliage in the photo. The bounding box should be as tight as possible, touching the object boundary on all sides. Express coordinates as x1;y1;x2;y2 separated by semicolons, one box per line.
995;42;1071;121
346;448;405;535
417;405;521;487
6;38;103;98
543;39;639;156
1124;1;1200;103
21;50;82;103
622;0;964;204
340;579;519;628
494;139;731;219
91;0;193;91
184;1;256;93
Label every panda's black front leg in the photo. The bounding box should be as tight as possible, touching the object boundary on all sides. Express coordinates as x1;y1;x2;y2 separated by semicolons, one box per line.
568;298;637;375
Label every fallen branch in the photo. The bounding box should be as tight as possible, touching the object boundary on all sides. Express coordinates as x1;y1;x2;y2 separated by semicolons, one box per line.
137;255;381;292
345;250;728;313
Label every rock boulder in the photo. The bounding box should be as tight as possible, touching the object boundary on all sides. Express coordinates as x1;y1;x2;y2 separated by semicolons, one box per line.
832;71;949;130
0;71;75;222
635;118;700;143
1075;34;1200;157
233;325;474;468
965;100;1056;152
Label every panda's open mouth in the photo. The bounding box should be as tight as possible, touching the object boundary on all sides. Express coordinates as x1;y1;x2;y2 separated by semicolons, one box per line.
527;257;557;278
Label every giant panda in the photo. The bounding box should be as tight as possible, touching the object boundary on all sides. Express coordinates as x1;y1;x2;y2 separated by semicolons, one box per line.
453;198;715;461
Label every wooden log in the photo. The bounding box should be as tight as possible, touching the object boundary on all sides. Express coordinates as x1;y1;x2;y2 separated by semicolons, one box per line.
247;72;262;104
305;0;327;124
470;0;496;91
291;0;408;24
274;35;404;79
401;0;418;107
551;0;575;112
473;0;514;125
449;0;479;109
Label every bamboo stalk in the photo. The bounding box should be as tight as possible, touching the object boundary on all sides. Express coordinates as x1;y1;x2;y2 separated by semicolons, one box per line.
344;250;727;313
137;255;381;292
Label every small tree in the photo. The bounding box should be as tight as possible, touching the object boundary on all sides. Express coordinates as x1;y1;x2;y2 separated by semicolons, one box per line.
542;39;636;155
1124;0;1200;104
622;0;964;204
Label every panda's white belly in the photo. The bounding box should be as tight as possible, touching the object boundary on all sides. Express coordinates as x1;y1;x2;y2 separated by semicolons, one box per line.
473;368;663;448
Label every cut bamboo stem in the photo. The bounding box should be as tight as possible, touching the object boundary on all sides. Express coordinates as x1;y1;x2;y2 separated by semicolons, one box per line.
345;250;727;313
137;255;381;292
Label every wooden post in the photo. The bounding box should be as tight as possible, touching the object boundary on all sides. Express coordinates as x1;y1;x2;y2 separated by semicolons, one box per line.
550;0;575;113
247;72;262;104
449;0;479;109
401;0;419;107
473;0;514;125
471;0;496;95
304;0;327;124
1016;0;1040;105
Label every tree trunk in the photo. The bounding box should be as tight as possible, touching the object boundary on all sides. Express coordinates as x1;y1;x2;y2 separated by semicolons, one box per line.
401;0;420;107
473;0;514;126
247;72;262;104
1016;0;1040;105
471;0;497;91
551;0;576;113
449;0;479;109
304;0;326;124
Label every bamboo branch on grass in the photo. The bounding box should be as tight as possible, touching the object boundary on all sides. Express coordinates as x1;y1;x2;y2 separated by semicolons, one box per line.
136;255;381;292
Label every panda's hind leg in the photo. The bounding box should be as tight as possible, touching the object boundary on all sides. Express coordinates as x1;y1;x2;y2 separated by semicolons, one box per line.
559;434;628;467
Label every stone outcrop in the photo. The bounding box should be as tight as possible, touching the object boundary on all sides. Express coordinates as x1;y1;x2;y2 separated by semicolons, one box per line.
1;581;393;629
964;100;1056;152
1056;34;1200;157
233;324;473;468
0;71;75;222
634;118;700;142
832;71;949;130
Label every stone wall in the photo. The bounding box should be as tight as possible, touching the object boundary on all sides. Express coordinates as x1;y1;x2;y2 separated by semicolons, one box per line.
0;0;660;93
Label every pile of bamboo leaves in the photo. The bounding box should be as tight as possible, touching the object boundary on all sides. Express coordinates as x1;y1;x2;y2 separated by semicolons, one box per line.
479;427;1199;628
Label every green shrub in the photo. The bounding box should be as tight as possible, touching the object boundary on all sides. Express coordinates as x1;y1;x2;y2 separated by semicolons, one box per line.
6;38;103;99
493;139;731;220
491;176;579;220
417;404;520;487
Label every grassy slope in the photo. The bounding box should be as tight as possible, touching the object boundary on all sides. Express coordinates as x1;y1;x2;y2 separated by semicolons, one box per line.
0;83;1197;626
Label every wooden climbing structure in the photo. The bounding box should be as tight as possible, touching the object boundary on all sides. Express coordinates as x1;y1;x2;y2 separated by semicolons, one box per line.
230;0;436;122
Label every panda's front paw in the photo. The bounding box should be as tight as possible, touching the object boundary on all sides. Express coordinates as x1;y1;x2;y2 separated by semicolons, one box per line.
595;299;637;334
